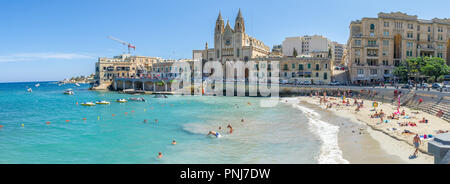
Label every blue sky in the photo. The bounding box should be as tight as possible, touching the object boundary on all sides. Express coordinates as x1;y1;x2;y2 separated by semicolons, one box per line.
0;0;449;82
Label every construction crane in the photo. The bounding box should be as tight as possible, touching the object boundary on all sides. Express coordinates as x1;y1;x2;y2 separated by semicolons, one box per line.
107;36;136;54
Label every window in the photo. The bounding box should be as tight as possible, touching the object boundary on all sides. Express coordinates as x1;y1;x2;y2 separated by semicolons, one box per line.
324;64;328;69
407;42;413;48
383;30;390;36
355;58;360;65
357;69;364;75
370;24;375;30
438;34;443;41
384;22;389;27
428;26;431;32
307;63;311;69
406;50;413;57
407;32;413;38
315;64;320;70
216;50;219;58
292;72;295;77
437;53;443;58
368;40;377;46
417;25;420;31
383;40;389;46
407;24;414;29
283;64;288;70
324;73;328;80
383;50;388;56
298;64;304;70
354;40;361;46
427;34;431;41
315;72;319;78
382;60;389;66
370;69;378;75
384;70;390;75
291;63;295;69
236;48;240;57
355;50;361;56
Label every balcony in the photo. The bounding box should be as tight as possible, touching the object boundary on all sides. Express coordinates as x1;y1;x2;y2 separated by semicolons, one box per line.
366;44;379;48
352;33;362;38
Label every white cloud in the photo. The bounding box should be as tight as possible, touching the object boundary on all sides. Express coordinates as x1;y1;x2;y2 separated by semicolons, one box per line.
0;52;94;62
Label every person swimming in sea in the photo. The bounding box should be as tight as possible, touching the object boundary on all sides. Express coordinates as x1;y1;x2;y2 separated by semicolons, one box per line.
207;131;222;138
143;119;148;123
172;140;177;145
157;152;163;159
227;124;233;134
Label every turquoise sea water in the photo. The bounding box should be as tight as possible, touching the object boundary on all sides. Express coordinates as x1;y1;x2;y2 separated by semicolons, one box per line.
0;82;322;164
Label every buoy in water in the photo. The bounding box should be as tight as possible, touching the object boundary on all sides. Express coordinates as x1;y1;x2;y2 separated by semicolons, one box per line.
76;102;78;105
46;122;51;124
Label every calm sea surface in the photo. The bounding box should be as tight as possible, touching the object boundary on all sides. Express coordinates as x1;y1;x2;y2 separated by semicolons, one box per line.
0;82;345;164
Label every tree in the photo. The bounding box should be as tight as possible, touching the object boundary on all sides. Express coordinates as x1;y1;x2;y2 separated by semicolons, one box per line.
393;62;408;82
420;57;449;82
293;48;298;57
406;57;425;81
328;48;332;58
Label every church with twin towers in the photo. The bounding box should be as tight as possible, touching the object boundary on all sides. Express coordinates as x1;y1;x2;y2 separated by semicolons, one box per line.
193;9;271;63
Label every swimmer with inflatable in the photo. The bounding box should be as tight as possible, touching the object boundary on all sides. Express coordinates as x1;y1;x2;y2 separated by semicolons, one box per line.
207;131;222;138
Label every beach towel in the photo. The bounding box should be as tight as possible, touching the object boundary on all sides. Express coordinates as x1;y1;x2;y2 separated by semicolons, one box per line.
384;120;390;123
403;116;410;119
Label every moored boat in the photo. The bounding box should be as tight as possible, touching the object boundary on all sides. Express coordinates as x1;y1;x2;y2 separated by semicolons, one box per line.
116;99;128;103
64;90;74;95
95;100;110;105
81;102;95;106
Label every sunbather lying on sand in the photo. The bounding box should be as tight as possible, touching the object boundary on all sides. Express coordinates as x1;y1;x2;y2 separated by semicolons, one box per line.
437;130;449;134
419;117;428;123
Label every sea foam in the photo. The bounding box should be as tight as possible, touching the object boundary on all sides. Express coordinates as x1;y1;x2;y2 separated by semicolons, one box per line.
287;100;349;164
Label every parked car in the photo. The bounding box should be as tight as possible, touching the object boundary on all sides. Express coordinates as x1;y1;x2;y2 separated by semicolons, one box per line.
432;83;442;89
328;81;340;86
303;81;312;85
418;83;429;88
401;84;412;89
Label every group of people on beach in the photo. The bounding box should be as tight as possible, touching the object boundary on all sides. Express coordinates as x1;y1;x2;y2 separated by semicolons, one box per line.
314;89;450;160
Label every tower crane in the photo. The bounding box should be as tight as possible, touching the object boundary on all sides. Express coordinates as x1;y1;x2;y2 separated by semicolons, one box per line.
107;36;136;54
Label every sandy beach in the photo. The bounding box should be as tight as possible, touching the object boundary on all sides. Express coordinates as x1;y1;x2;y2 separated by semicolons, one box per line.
296;95;450;164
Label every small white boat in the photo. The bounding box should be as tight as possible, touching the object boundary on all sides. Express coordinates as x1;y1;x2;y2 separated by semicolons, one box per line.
116;99;128;103
64;90;74;95
35;83;40;87
27;88;32;92
95;100;110;105
75;83;80;87
81;102;96;106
